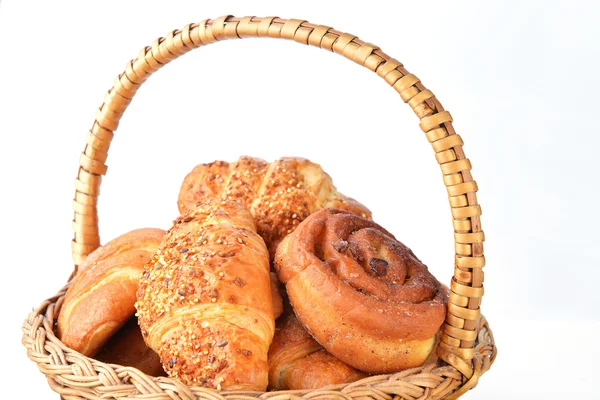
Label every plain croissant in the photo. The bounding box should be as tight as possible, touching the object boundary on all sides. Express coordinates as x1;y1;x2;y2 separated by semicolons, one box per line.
178;156;371;257
268;312;367;390
135;199;274;390
57;228;165;356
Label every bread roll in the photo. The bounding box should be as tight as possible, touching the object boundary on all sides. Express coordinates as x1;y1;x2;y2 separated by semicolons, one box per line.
57;228;165;356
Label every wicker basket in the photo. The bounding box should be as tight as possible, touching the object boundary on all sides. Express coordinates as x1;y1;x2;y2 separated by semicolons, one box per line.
21;16;496;400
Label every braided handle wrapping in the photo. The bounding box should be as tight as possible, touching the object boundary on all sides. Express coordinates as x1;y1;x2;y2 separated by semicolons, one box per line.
71;16;486;393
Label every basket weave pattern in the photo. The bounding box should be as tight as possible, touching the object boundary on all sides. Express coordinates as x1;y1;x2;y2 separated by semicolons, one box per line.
22;16;496;399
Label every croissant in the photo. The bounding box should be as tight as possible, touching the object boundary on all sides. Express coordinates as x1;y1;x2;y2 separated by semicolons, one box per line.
95;317;165;376
135;199;274;390
178;156;371;257
57;228;165;356
268;312;367;390
275;208;447;373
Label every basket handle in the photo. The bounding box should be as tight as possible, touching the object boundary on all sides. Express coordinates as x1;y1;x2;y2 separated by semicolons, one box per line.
71;15;485;387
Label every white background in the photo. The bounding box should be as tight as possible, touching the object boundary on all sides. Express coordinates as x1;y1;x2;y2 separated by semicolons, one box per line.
1;0;599;398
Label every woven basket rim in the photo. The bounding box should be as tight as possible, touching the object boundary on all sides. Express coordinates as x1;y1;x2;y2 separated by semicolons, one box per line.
22;284;496;399
24;15;496;399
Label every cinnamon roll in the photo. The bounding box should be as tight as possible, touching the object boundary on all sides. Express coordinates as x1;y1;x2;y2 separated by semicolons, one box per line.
274;208;447;373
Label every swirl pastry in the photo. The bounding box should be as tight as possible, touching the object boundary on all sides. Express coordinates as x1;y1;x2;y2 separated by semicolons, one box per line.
268;312;366;390
135;199;274;390
274;208;447;373
178;156;371;256
57;228;165;356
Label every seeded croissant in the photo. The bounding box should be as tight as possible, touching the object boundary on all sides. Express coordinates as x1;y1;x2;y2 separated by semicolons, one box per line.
135;199;274;390
178;156;371;257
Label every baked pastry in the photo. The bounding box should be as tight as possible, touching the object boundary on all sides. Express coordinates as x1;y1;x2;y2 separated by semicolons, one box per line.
268;312;366;390
135;199;274;390
177;156;371;256
57;228;165;356
95;317;165;376
274;208;447;373
269;272;284;319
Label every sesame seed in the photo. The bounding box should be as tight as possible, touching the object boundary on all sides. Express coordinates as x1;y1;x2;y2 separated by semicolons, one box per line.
180;247;189;253
292;213;297;218
216;339;228;347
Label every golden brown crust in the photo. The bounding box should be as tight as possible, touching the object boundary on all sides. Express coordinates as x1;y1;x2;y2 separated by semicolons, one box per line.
177;156;371;257
178;161;231;211
268;313;366;390
95;317;165;377
274;209;447;373
136;199;274;390
270;272;284;320
56;228;165;356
